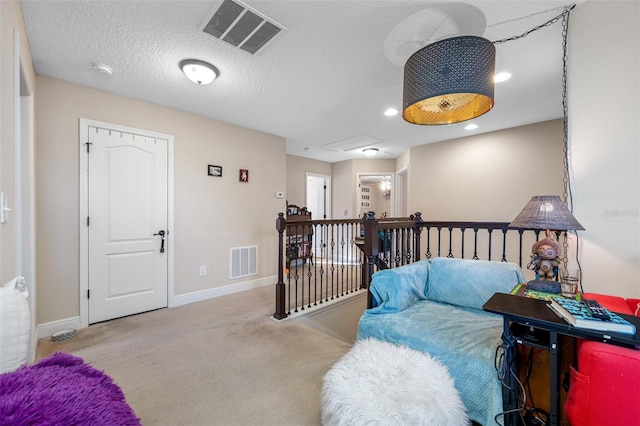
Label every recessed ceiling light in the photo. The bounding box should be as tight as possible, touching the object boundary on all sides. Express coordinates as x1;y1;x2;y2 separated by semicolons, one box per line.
494;72;512;83
180;59;218;85
384;108;399;117
465;124;479;130
363;148;379;156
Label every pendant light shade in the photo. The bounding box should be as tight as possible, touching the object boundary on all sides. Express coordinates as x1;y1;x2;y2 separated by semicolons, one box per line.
403;36;495;125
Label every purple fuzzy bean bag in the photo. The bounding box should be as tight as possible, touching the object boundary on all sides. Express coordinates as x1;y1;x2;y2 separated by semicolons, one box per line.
0;352;140;425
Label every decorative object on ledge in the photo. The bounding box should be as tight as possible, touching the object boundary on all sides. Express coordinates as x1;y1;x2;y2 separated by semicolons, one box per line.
208;164;222;177
239;169;249;182
180;59;218;85
509;195;585;294
403;35;495;125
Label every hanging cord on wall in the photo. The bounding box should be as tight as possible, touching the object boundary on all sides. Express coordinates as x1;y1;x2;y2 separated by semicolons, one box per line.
491;4;582;285
491;4;576;45
555;6;587;293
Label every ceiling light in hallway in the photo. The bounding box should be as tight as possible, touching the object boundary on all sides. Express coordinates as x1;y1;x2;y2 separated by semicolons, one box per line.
180;59;219;85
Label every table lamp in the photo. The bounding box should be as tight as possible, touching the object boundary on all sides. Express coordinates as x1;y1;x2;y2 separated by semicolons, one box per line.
509;195;585;294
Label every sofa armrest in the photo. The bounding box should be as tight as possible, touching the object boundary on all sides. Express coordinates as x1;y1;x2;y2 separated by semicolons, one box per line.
368;260;430;313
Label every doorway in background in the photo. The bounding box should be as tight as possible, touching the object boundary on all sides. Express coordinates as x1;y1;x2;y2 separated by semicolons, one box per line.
357;173;394;219
306;173;331;259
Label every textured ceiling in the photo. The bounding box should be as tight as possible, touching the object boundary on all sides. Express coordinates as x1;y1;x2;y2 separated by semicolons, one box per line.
21;0;582;163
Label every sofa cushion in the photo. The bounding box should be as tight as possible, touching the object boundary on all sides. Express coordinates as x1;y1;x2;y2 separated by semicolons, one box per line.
368;260;430;313
427;257;525;310
564;340;640;426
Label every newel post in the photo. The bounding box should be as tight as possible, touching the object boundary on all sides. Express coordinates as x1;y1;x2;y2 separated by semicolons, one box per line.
363;211;379;308
413;212;423;261
273;212;288;320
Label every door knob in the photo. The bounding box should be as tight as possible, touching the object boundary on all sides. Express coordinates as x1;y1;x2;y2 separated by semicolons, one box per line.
154;230;166;253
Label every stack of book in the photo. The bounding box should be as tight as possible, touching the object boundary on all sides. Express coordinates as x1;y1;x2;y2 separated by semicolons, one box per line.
510;283;560;301
548;297;636;335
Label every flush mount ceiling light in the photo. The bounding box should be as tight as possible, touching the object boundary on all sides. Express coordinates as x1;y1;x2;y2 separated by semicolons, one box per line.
403;35;495;125
180;59;218;85
363;148;379;157
92;62;113;75
384;108;399;117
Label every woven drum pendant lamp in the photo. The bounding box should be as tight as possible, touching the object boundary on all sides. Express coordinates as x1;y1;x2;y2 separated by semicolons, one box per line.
403;36;496;125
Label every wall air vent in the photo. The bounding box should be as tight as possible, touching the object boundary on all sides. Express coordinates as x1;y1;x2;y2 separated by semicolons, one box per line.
230;246;258;279
201;0;286;55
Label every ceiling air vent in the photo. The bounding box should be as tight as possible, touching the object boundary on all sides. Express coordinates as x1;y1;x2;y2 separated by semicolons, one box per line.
201;0;286;55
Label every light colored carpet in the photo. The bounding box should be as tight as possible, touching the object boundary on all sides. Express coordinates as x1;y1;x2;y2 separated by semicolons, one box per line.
37;285;353;426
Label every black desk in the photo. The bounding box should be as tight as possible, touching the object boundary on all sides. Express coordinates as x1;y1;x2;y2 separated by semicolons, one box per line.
483;292;640;426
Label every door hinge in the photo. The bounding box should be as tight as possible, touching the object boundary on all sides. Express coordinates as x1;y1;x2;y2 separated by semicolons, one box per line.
87;216;90;226
85;142;92;153
87;289;90;299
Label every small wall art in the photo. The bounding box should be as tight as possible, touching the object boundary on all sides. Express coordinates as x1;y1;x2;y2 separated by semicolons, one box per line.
239;169;249;182
208;165;222;177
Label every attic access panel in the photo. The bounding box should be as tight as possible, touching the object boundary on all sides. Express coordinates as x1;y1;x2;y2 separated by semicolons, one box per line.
201;0;286;55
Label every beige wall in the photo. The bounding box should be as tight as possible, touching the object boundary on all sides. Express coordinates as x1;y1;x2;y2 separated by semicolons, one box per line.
285;154;331;208
7;0;638;332
0;1;35;283
570;0;640;298
409;119;564;222
331;160;353;219
35;76;286;324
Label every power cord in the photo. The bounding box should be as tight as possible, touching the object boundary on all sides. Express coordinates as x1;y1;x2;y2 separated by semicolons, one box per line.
494;336;527;426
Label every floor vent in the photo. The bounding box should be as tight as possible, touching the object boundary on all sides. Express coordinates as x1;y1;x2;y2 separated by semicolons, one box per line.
201;0;286;55
230;246;258;279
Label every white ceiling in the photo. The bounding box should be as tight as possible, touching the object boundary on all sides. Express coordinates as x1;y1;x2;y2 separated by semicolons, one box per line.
21;0;581;163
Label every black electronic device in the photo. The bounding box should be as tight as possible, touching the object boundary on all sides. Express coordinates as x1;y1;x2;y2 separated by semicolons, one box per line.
583;298;611;321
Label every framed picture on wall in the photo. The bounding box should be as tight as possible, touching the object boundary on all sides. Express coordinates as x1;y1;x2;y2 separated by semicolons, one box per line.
239;169;249;182
208;165;222;177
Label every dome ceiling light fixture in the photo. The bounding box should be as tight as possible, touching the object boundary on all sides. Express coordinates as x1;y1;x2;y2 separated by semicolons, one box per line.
92;62;113;75
403;35;496;125
180;59;219;85
363;148;379;157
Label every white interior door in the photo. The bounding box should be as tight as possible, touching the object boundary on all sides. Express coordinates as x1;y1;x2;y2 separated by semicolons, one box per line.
86;125;168;324
307;173;331;258
306;173;330;219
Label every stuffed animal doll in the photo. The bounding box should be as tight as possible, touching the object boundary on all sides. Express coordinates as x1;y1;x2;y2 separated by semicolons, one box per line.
528;237;561;281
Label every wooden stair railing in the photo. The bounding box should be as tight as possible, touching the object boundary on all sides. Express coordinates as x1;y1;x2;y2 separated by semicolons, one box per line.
274;211;544;318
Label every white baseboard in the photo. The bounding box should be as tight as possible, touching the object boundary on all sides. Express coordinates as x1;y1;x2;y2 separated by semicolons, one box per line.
36;276;275;338
37;316;81;339
170;275;276;307
280;290;367;321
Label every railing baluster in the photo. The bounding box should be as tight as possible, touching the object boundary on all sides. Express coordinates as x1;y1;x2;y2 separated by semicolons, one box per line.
487;228;493;260
501;229;508;262
458;228;464;259
274;213;541;319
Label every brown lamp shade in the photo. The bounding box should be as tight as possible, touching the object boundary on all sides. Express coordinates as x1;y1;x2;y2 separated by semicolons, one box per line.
509;195;585;231
403;36;495;125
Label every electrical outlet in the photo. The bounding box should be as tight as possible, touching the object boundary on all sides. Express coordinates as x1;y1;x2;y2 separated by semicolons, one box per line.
199;265;207;276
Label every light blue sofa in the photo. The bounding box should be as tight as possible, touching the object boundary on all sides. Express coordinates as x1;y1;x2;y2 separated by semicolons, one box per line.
357;257;525;426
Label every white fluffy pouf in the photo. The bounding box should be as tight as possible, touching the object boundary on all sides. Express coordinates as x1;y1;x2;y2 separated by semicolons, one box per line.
321;338;469;426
